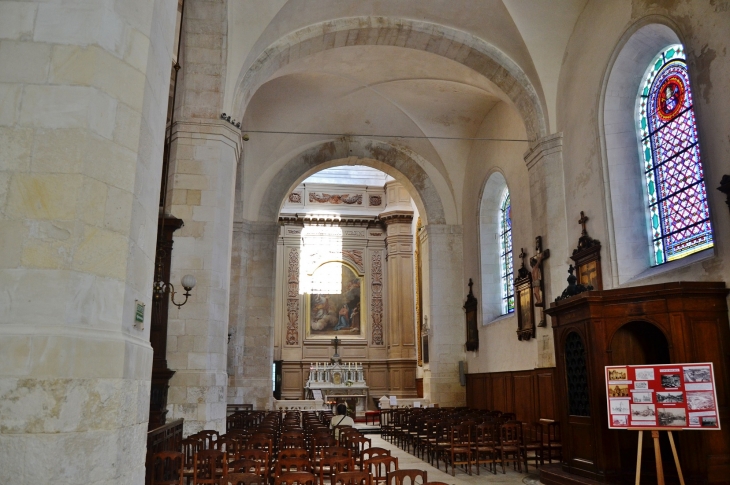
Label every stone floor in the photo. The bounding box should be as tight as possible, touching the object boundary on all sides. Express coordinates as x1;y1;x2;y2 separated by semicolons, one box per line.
368;435;542;485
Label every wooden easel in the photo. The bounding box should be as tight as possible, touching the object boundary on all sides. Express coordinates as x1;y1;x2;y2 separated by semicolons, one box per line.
635;428;685;485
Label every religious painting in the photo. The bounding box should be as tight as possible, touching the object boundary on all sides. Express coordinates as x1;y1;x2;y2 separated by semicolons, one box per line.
305;261;365;339
514;270;534;341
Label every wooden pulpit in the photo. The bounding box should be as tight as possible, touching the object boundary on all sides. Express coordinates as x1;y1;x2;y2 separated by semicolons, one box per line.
543;282;730;485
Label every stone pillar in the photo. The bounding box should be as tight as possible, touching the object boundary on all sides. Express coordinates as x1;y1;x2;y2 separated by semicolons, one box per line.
162;0;236;435
420;224;466;407
0;0;177;483
383;212;416;360
524;133;569;368
228;221;279;410
164;121;240;434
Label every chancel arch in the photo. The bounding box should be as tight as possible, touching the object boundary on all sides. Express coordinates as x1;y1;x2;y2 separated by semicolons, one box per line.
251;138;453;225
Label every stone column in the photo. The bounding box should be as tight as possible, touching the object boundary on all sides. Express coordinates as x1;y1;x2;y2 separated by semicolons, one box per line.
228;221;279;410
420;224;466;407
164;121;240;435
0;1;177;483
163;0;237;434
524;133;569;368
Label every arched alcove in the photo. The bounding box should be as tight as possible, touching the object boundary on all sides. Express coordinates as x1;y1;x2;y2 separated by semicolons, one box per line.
601;21;714;284
478;171;511;324
609;320;670;366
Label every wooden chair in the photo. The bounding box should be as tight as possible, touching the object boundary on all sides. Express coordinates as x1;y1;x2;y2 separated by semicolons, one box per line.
445;424;471;476
318;456;356;485
471;422;497;475
196;431;221;450
348;435;372;460
520;422;543;472
274;457;313;479
216;437;243;463
363;456;398;485
541;421;562;464
386;469;427;485
279;448;310;461
182;437;203;484
217;473;266;485
274;472;317;485
333;470;373;485
359;447;390;470
494;422;522;474
228;458;264;477
193;450;228;485
151;451;184;485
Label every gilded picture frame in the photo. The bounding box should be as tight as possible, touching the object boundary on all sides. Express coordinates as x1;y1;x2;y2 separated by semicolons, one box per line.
305;261;366;340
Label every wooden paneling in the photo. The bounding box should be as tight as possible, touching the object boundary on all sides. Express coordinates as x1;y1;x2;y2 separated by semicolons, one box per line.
466;367;557;424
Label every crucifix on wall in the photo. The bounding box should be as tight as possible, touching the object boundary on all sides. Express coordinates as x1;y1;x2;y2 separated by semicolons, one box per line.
529;236;550;327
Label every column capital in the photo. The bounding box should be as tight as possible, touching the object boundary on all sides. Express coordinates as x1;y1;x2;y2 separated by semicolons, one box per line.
170;120;243;161
524;132;563;170
379;210;414;225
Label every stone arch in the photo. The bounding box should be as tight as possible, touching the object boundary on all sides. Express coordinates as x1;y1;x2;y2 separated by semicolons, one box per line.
256;138;450;225
599;18;690;285
233;16;547;141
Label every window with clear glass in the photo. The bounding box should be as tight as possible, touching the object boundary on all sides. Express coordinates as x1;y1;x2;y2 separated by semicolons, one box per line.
637;44;713;265
499;190;514;314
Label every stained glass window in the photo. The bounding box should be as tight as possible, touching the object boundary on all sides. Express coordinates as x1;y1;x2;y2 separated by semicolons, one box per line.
637;44;713;265
499;190;514;314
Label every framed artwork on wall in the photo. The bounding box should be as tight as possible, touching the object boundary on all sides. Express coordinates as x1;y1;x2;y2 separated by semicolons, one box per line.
305;261;366;339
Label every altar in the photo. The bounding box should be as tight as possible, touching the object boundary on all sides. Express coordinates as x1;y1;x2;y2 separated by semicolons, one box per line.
304;361;369;412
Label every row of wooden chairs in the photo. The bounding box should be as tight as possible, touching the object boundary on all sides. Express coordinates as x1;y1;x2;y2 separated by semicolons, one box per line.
381;407;562;476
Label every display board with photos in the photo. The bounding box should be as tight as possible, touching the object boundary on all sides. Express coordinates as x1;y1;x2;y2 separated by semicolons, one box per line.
605;363;720;430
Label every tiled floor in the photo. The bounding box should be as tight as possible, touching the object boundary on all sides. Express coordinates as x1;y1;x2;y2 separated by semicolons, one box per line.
367;435;541;485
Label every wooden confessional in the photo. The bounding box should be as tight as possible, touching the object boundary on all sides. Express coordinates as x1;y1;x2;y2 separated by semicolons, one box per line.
543;282;730;485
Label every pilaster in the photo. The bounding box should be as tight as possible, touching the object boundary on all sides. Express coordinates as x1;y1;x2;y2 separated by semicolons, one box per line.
524;133;567;368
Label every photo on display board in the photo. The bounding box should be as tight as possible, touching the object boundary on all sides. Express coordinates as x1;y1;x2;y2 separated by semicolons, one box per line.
610;400;630;415
658;408;687;426
656;392;684;403
609;384;629;397
608;368;628;381
661;374;681;388
701;416;718;427
687;391;716;411
684;367;711;383
633;392;653;404
634;381;649;390
631;404;656;420
635;368;655;381
612;415;628;426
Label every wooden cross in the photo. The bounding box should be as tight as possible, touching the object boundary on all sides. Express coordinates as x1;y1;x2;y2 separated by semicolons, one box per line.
518;248;527;266
579;211;589;237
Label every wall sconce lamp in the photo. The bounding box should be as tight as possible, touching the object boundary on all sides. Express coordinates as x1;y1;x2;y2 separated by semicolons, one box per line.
154;274;196;308
152;248;197;308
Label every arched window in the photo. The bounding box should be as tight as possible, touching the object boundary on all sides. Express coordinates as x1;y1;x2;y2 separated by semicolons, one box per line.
637;44;713;265
499;190;514;314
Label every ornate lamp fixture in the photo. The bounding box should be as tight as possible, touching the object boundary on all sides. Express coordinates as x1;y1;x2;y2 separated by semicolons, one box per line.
152;254;196;308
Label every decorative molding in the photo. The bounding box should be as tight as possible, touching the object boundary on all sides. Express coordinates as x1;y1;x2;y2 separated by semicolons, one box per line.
285;248;300;346
371;252;384;346
369;195;383;206
309;193;363;205
379;211;414;225
288;192;302;203
342;250;363;269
